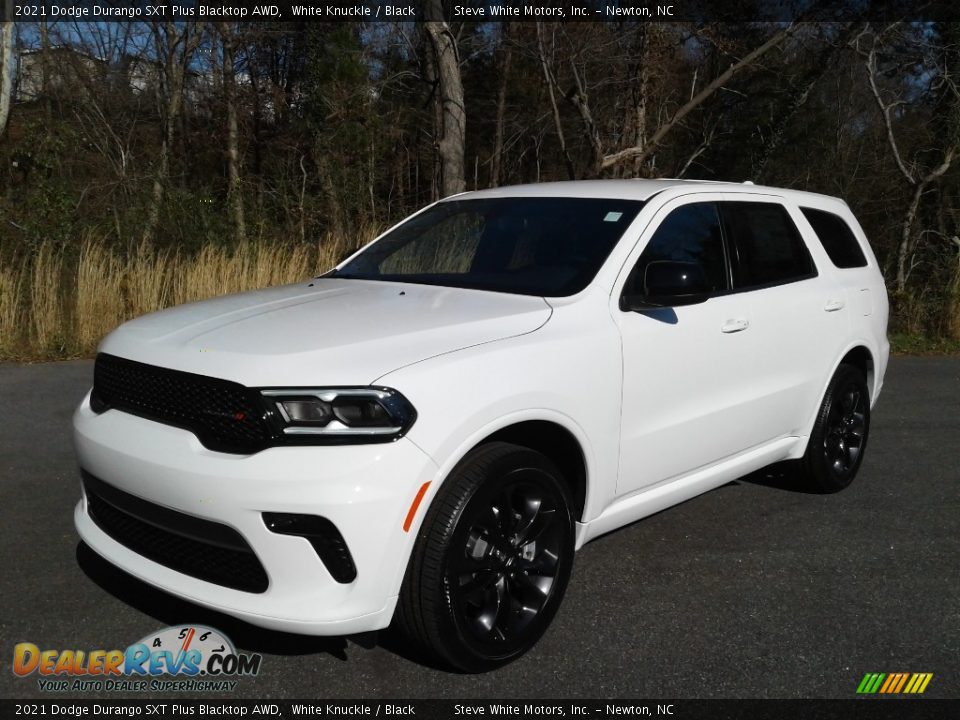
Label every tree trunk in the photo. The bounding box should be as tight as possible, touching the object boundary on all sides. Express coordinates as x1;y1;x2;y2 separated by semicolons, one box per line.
895;150;955;293
536;23;576;181
567;58;604;177
490;25;512;188
39;20;52;122
424;0;466;198
317;153;344;238
221;24;246;242
423;37;441;201
631;61;649;178
896;181;924;293
143;111;176;244
0;14;14;138
143;22;203;244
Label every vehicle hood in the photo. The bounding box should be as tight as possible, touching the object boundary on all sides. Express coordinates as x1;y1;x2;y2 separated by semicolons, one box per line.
99;279;552;386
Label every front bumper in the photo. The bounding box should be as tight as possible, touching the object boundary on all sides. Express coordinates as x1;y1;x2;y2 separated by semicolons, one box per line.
73;392;438;635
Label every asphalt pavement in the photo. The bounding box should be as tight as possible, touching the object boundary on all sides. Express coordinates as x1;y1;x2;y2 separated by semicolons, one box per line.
1;357;957;699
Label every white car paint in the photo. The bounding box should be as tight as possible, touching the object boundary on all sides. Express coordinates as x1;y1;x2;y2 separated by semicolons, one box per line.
99;280;552;387
73;179;889;634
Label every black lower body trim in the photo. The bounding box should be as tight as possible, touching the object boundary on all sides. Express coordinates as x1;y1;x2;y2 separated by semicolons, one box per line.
82;471;269;593
263;512;357;583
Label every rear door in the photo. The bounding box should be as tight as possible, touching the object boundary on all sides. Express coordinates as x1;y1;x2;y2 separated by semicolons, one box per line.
717;196;849;439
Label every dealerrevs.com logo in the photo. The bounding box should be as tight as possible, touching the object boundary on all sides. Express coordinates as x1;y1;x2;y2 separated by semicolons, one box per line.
12;625;262;692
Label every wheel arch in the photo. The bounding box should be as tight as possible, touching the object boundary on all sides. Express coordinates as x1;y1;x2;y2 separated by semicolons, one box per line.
420;412;594;527
795;342;877;457
484;420;588;522
838;344;875;401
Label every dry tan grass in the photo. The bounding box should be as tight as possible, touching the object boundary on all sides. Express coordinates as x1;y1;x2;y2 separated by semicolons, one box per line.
76;239;125;353
949;283;960;341
172;244;232;306
0;227;380;360
30;243;65;354
126;242;173;319
0;265;24;356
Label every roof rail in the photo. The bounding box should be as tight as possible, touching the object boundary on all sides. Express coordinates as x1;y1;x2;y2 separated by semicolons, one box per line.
648;178;734;185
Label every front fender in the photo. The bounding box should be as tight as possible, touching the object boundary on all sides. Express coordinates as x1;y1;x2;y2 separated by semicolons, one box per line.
375;308;622;568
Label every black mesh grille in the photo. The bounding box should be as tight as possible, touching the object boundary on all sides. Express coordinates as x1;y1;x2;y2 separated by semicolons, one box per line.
83;473;269;593
92;353;276;454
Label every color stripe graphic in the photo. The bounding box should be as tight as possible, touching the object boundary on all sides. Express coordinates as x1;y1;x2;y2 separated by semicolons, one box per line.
857;672;933;694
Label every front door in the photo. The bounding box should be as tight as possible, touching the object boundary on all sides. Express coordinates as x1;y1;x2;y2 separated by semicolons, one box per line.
614;197;763;495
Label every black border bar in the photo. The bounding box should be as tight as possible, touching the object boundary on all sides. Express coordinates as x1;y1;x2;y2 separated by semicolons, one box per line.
2;699;958;718
6;1;960;24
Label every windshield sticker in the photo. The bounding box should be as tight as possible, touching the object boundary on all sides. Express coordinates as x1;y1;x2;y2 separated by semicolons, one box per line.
603;212;623;222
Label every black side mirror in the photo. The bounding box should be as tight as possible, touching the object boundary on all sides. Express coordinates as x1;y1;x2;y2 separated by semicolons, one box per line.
621;260;711;311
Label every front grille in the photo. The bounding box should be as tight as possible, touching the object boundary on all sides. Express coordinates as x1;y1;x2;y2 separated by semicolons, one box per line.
92;353;276;454
83;472;269;593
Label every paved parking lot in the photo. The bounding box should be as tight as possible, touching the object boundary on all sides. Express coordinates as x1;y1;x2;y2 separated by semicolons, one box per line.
1;357;957;699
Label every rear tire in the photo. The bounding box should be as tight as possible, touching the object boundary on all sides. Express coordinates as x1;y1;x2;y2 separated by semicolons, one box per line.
801;364;871;493
395;442;575;672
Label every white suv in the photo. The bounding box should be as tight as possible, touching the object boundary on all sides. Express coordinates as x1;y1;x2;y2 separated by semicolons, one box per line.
73;180;889;672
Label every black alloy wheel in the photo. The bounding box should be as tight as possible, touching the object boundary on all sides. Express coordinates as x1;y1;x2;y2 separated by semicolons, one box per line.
451;474;566;647
396;442;575;672
802;363;871;493
823;382;867;476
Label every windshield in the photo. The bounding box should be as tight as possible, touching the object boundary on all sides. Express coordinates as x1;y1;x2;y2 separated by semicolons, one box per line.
333;197;645;296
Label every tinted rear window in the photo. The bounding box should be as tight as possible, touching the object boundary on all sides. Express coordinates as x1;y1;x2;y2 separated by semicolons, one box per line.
800;207;868;269
721;202;816;289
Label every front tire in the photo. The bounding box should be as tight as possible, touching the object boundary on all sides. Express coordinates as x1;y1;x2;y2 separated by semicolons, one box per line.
396;442;575;672
801;363;871;493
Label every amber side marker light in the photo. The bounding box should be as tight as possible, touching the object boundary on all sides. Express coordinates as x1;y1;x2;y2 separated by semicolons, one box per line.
403;482;432;532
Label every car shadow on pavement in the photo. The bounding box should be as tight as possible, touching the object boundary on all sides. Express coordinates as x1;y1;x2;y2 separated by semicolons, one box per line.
735;460;821;494
76;541;352;659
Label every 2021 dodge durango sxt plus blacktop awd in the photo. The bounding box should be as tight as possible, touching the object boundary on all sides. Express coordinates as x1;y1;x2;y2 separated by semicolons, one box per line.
74;179;888;671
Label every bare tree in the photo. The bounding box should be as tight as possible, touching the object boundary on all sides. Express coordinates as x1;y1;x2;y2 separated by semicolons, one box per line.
599;25;794;174
424;0;465;197
55;23;147;199
535;23;576;180
566;56;605;174
38;19;51;122
748;26;855;182
856;24;958;294
0;4;14;138
143;21;205;244
626;25;653;177
490;24;512;188
219;23;246;242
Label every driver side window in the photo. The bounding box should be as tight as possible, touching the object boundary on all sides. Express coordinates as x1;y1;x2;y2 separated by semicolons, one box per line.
628;202;729;296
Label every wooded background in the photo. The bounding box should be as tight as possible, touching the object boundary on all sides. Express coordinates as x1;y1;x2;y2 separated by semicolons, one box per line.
1;13;960;357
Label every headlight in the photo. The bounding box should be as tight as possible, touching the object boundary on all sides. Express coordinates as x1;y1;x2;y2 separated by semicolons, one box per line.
260;388;416;441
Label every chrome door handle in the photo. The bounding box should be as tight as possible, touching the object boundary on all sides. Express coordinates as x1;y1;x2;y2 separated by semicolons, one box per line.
721;318;750;333
824;299;846;312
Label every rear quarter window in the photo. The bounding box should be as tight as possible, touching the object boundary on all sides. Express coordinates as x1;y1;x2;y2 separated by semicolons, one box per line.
800;207;869;269
720;201;816;289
